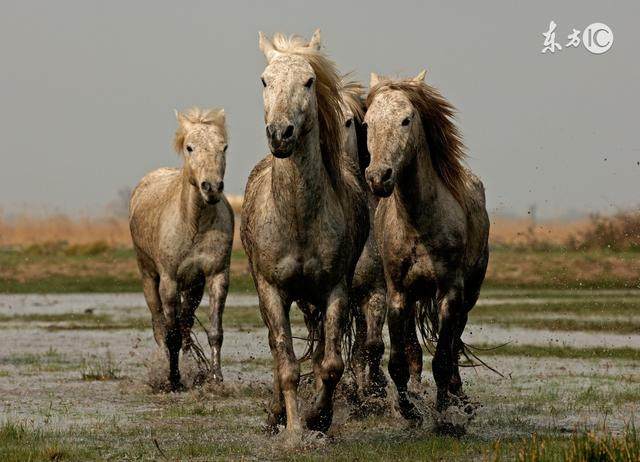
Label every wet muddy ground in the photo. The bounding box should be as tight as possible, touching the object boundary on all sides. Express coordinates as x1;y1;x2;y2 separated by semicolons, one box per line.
1;289;639;460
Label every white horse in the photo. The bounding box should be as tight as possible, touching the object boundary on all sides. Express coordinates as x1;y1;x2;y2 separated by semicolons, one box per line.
129;108;234;390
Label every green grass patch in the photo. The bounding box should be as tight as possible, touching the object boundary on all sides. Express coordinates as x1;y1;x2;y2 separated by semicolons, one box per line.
0;312;112;324
0;420;93;462
475;316;640;334
474;300;640;317
0;348;78;372
469;343;640;361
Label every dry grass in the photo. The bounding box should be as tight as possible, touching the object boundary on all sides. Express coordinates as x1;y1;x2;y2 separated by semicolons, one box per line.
0;194;244;250
1;203;638;258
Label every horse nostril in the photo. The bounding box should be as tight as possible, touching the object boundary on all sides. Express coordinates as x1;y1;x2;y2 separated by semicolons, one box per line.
217;181;224;193
266;125;274;139
381;168;393;182
282;125;294;139
201;181;212;192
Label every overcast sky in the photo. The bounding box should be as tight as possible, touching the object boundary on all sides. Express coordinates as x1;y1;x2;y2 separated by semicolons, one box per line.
0;1;637;218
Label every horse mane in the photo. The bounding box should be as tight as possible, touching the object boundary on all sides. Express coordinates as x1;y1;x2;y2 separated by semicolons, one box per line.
173;107;227;153
366;79;470;206
339;76;370;176
270;34;349;193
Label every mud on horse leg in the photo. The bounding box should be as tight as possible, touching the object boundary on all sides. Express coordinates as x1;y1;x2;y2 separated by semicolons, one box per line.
432;284;465;411
387;290;422;424
306;285;347;432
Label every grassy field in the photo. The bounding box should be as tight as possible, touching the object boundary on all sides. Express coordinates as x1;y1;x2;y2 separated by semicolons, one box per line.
1;289;639;460
0;246;638;294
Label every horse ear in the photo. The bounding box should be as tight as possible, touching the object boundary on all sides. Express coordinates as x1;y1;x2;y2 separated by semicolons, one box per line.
258;31;277;62
309;28;322;51
414;69;427;82
370;72;381;87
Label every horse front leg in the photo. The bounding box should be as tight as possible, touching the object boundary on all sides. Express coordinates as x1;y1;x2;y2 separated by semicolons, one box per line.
207;270;229;382
159;276;183;392
255;276;302;434
305;283;347;433
432;281;465;411
387;288;422;424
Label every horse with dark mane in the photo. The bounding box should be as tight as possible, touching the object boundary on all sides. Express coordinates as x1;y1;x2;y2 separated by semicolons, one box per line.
241;30;368;434
363;72;489;422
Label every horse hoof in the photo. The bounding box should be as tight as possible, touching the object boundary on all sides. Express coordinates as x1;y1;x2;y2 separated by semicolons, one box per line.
305;408;333;433
169;381;185;393
210;370;224;383
398;394;423;425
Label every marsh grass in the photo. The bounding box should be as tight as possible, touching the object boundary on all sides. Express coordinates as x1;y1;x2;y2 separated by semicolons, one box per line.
80;351;122;381
488;425;640;462
0;420;90;462
0;348;77;372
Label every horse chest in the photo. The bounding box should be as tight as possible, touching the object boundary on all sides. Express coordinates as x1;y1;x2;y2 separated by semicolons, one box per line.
176;231;228;278
385;231;439;291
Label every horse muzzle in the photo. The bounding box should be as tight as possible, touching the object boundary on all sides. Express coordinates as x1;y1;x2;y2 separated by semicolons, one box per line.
200;180;223;204
267;123;296;158
366;166;395;197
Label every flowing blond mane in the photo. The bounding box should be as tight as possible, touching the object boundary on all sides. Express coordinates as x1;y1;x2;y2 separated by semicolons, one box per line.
339;76;365;122
173;107;227;153
269;34;348;192
367;79;470;206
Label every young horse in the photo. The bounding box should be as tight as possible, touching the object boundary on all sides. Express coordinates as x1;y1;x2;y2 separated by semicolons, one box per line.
241;30;368;433
129;108;234;391
363;72;489;421
338;78;387;399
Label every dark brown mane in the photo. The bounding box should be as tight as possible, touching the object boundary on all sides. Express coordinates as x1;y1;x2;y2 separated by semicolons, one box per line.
339;77;370;177
366;80;470;205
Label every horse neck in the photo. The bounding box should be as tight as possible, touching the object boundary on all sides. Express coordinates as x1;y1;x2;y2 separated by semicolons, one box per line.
270;123;331;221
392;139;442;222
179;167;209;233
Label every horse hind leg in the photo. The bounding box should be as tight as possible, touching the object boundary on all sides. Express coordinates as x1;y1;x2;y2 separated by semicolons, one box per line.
363;290;387;397
449;313;469;400
405;303;423;386
142;273;166;349
350;298;368;398
208;271;229;382
179;275;205;353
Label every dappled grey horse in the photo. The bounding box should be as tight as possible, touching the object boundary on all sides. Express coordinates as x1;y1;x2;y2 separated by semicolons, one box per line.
241;30;368;434
364;72;489;422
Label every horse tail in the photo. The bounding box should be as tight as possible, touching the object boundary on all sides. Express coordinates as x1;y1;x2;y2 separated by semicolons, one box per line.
415;297;505;377
415;297;439;354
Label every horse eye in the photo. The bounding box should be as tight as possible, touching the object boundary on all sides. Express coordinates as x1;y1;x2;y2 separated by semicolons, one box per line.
401;117;411;126
361;122;368;130
223;144;228;153
304;77;314;88
186;145;193;153
345;118;352;128
261;77;267;88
